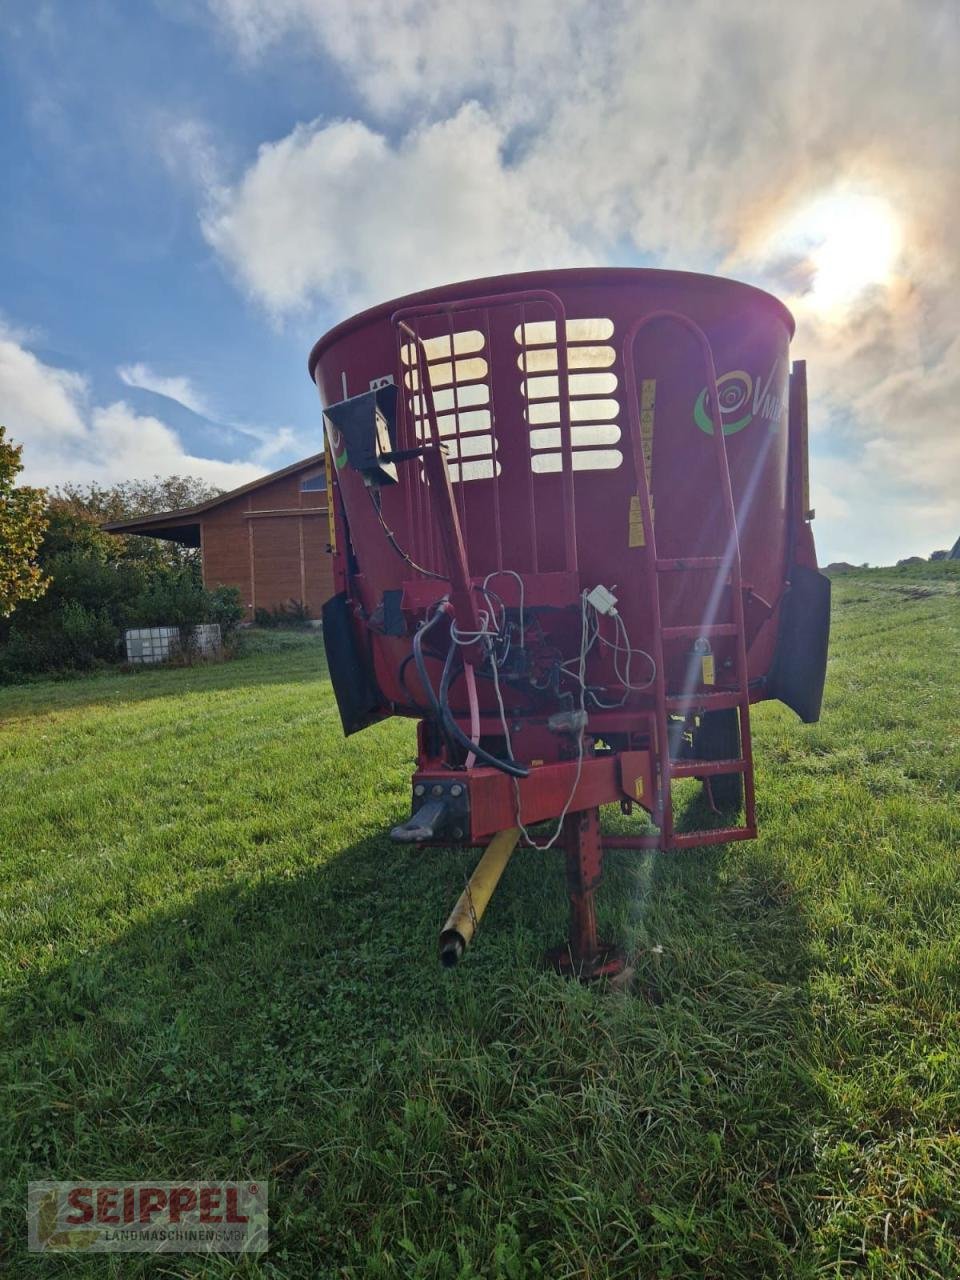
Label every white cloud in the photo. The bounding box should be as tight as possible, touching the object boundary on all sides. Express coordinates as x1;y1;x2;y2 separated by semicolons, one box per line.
202;104;585;314
809;464;958;566
201;0;959;562
0;323;88;442
89;402;262;489
117;362;213;417
0;330;262;492
246;423;306;465
209;0;591;118
156;116;226;193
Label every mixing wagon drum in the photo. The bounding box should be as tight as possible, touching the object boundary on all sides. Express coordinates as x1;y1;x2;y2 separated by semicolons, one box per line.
308;268;830;979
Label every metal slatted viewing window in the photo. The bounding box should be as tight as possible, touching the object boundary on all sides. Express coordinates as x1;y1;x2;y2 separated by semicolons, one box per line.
401;330;499;482
515;317;623;473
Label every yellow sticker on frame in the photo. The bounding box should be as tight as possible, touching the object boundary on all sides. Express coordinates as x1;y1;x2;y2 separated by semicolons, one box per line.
628;495;645;547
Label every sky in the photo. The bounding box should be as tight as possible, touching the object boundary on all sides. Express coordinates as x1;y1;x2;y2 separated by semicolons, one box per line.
1;0;957;564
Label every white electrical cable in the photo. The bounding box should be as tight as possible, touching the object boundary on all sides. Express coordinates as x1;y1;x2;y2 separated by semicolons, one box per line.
558;602;656;703
449;609;495;645
482;569;525;648
597;611;657;691
502;590;590;852
445;575;653;846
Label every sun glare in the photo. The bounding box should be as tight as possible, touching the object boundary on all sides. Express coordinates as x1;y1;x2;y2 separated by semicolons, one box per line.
784;192;901;313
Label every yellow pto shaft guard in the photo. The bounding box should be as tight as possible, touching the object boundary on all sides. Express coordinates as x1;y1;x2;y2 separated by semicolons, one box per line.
439;827;520;967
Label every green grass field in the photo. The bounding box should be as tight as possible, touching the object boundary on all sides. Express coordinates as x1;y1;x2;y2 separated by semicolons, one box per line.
2;563;959;1278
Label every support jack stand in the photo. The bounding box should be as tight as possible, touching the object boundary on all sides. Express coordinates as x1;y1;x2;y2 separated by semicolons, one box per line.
545;808;626;981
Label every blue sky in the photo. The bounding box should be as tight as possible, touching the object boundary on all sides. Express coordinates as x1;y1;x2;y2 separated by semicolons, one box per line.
1;2;340;465
1;0;957;563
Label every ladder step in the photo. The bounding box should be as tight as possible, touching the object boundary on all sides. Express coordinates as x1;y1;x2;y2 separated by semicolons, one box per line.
665;691;744;711
661;623;739;640
670;757;747;778
656;557;725;572
669;825;757;849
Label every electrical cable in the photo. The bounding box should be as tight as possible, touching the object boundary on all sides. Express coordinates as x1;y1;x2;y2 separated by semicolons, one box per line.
411;606;460;760
438;644;528;778
557;599;656;705
497;590;591;851
368;486;446;581
481;569;525;648
600;611;657;691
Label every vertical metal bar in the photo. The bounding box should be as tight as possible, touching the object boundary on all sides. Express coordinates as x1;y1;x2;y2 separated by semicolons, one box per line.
414;317;441;577
480;305;504;572
544;808;624;980
398;318;433;578
554;305;578;573
414;337;429;573
786;360;809;568
621;324;671;844
564;808;603;968
447;310;468;541
412;317;435;578
421;446;482;653
699;323;755;834
397;336;416;574
519;301;539;573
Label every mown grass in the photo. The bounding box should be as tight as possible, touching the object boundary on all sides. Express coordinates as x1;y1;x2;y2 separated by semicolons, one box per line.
1;563;958;1278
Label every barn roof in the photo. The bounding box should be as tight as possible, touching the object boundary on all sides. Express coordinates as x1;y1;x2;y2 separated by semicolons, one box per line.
102;449;327;545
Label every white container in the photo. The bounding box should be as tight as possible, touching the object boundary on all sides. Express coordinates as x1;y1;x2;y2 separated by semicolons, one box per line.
192;624;223;656
124;626;181;665
125;624;222;665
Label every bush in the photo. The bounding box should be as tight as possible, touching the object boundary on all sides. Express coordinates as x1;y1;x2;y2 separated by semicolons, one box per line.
206;586;245;637
60;601;120;666
0;486;251;681
0;563;247;682
124;570;208;634
253;599;311;628
0;600;120;678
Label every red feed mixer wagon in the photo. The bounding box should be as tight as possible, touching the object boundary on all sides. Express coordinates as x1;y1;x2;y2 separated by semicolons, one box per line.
308;268;830;978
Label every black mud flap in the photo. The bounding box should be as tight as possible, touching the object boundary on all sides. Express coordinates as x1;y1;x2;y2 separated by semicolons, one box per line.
321;592;383;736
766;564;831;723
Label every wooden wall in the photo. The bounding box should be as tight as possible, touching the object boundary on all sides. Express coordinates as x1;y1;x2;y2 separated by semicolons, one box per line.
200;465;334;621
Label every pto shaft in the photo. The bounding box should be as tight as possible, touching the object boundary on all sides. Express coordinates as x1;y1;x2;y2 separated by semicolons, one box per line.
439;827;520;967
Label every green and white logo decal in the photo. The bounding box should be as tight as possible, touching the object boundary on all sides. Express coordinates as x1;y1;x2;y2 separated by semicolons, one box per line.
694;363;786;437
324;419;348;470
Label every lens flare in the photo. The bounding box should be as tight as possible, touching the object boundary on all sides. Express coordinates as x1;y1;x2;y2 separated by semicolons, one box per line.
784;192;902;312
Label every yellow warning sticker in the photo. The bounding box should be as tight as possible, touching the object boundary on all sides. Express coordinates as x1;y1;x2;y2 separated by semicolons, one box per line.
634;776;645;800
323;432;337;555
701;654;716;686
640;378;656;510
640;379;656;468
628;494;645;547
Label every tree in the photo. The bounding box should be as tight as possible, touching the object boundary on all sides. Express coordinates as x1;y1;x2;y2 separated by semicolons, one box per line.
50;475;223;572
0;472;240;680
51;475;223;522
0;426;48;617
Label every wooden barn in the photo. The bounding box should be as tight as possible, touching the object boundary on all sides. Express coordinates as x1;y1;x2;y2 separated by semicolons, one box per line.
104;452;334;621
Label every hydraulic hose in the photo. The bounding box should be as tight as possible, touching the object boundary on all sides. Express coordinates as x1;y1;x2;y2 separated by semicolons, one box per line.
439;645;529;779
411;607;459;761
